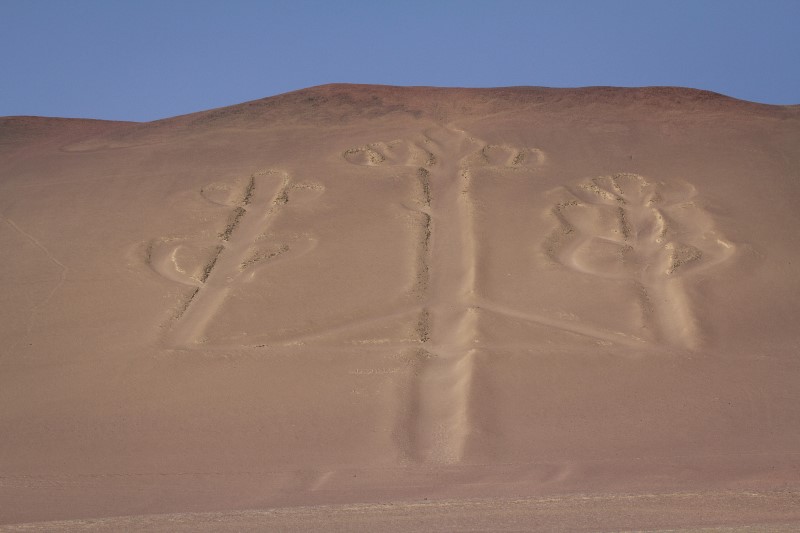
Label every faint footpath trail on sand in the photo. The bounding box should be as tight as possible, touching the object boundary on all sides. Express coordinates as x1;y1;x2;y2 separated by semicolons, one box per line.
2;214;69;334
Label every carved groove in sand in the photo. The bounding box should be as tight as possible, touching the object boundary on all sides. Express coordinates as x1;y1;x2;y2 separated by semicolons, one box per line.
145;141;730;467
344;129;545;464
148;171;320;347
145;132;619;467
546;173;734;349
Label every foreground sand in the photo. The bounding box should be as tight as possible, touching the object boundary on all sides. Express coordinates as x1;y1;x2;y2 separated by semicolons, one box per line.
1;85;799;530
2;492;799;532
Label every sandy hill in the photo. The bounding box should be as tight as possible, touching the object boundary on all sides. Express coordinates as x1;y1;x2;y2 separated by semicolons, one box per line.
1;84;799;531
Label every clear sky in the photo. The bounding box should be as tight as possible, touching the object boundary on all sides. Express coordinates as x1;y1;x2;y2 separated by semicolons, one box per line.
2;0;798;122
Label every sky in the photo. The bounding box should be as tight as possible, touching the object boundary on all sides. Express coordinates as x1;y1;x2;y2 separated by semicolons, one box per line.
2;0;799;122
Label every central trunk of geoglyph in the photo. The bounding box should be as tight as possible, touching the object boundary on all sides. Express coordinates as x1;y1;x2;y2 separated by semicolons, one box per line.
411;126;481;463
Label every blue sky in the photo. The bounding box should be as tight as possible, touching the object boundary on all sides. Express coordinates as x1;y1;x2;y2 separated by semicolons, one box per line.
2;0;798;121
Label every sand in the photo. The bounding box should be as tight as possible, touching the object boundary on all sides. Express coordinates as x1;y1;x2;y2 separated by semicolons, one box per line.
1;84;799;530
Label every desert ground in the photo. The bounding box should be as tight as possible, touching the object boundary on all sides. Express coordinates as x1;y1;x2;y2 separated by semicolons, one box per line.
1;84;799;531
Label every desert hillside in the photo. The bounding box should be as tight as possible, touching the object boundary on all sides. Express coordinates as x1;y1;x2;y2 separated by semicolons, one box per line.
1;84;799;530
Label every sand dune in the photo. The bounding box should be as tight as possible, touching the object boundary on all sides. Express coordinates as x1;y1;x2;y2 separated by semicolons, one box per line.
1;85;799;530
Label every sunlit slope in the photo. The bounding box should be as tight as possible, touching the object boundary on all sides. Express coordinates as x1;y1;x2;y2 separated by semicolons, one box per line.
1;85;799;528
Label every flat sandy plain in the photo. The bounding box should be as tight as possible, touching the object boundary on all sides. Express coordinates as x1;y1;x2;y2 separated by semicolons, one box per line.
1;85;799;531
